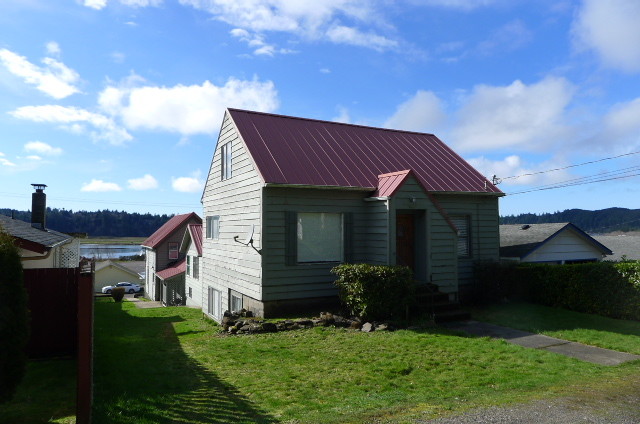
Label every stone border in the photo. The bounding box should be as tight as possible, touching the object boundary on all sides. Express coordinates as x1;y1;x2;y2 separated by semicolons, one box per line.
221;311;396;334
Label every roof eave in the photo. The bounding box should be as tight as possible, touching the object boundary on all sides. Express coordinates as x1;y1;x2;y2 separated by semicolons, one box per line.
263;183;376;191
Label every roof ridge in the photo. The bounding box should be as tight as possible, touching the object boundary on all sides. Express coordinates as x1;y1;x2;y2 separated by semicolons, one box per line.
227;108;436;137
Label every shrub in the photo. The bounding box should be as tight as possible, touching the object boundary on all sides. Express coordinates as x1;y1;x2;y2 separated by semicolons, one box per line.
331;263;414;321
475;260;640;321
111;287;125;302
0;229;29;403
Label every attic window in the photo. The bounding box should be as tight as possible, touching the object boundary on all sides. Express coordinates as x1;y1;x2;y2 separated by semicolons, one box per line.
168;242;179;260
221;142;232;180
451;216;471;258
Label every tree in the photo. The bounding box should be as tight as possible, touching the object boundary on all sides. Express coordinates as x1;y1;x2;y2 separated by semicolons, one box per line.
0;229;29;403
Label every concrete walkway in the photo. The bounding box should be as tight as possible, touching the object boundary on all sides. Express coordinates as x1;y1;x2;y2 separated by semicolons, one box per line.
125;296;163;309
442;320;640;366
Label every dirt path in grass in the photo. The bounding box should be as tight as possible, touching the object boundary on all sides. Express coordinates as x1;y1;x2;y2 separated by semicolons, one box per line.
418;372;640;424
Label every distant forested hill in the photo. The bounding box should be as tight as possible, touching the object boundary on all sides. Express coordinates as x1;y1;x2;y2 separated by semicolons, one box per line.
0;208;173;237
500;207;640;233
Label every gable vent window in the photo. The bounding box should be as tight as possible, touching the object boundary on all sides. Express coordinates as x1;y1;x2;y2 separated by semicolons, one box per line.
451;216;471;258
221;142;232;180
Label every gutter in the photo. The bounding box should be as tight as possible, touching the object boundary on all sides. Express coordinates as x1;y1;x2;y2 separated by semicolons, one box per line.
263;183;375;191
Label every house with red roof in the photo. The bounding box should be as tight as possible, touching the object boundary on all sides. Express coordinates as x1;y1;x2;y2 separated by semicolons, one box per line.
201;108;504;320
181;223;203;308
142;212;202;305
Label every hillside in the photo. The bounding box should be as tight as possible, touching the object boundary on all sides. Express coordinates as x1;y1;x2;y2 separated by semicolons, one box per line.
500;207;640;234
0;208;174;237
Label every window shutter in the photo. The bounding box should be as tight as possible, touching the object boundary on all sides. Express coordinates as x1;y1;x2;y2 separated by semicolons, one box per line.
344;212;354;263
284;211;297;266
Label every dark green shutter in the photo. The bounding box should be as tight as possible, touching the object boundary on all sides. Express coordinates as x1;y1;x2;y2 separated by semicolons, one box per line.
284;211;297;266
344;212;354;263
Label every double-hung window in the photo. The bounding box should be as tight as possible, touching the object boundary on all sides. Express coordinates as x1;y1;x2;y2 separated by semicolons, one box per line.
207;287;221;320
168;242;179;260
451;216;471;258
221;142;232;180
186;255;191;276
193;256;199;279
206;216;220;240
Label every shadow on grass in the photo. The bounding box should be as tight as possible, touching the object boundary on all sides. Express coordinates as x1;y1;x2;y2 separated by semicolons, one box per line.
93;301;278;424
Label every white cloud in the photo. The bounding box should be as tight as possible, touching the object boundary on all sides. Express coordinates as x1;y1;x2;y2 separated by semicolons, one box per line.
333;106;351;123
46;41;61;56
172;176;203;193
384;90;446;133
325;25;397;51
0;152;16;167
409;0;501;11
10;105;133;145
320;68;331;74
98;77;278;135
229;28;295;56
127;174;158;190
573;0;640;72
111;51;125;63
24;141;63;156
81;179;122;192
466;155;572;187
477;20;532;55
601;98;640;150
451;77;574;152
25;155;42;161
83;0;108;9
0;48;80;99
180;0;395;51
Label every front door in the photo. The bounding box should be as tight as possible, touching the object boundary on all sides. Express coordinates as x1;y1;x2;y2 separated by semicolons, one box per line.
396;213;415;272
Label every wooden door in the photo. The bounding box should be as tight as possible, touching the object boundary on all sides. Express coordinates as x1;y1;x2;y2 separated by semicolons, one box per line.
396;213;415;271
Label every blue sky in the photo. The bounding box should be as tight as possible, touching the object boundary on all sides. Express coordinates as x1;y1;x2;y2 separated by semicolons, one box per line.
1;0;640;217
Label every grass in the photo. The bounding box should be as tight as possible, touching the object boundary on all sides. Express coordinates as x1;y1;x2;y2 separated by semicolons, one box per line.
470;302;640;354
92;299;640;423
0;359;76;423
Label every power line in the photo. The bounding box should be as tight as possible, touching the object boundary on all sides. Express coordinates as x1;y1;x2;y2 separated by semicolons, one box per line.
493;150;640;184
507;169;640;196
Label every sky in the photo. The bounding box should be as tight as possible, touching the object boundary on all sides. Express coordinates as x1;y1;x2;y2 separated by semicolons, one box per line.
1;0;640;217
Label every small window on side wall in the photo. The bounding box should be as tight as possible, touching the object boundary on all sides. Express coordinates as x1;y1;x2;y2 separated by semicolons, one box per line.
451;216;471;258
221;142;232;180
168;242;179;260
206;216;220;240
230;292;243;313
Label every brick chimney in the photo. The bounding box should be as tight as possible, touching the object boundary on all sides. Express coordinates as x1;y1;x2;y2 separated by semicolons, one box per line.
31;184;47;230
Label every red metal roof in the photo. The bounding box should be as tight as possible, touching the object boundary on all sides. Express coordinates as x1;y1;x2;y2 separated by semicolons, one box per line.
156;258;186;280
228;109;502;195
188;224;203;256
374;170;414;197
142;212;202;249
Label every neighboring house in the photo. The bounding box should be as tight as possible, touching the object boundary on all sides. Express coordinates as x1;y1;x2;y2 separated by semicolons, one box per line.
0;185;79;269
142;212;202;305
181;223;203;308
500;223;613;264
201;108;504;321
94;260;143;293
593;234;640;262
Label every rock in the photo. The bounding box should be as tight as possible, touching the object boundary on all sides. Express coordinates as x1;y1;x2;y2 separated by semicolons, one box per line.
361;322;374;333
296;319;313;327
223;310;232;318
375;323;389;331
349;320;362;330
244;310;254;318
262;322;278;332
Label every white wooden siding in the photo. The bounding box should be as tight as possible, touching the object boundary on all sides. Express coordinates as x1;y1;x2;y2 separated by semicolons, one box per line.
525;229;605;263
201;112;263;317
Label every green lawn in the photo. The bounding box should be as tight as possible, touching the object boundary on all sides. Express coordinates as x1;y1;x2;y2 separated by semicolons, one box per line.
92;299;640;423
470;301;640;355
0;359;76;423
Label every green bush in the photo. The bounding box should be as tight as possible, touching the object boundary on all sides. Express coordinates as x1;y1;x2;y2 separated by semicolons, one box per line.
331;264;414;320
0;229;29;403
111;287;125;302
475;261;640;321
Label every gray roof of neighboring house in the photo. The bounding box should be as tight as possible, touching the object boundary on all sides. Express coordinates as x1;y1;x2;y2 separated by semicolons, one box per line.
499;222;613;259
593;235;640;261
0;214;72;253
95;260;145;276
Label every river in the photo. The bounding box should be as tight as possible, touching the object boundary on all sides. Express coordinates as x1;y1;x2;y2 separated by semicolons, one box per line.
80;244;144;260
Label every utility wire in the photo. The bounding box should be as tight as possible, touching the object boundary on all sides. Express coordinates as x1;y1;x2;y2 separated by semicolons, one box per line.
494;150;640;184
507;169;640;196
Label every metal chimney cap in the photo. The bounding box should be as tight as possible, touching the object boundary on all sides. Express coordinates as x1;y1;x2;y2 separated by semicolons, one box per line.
31;183;47;191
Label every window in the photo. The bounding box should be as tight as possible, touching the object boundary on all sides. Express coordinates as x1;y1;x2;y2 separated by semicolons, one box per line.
221;142;232;180
207;287;221;320
193;256;199;279
230;292;243;313
206;216;220;240
186;255;191;276
168;242;179;260
451;216;470;257
297;212;343;263
188;287;192;298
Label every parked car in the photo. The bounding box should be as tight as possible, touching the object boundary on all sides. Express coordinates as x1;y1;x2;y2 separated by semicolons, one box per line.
102;282;143;294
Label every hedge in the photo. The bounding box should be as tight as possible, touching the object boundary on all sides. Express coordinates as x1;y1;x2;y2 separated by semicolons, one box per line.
475;260;640;321
331;264;414;320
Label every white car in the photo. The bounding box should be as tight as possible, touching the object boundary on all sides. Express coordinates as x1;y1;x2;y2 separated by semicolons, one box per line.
102;282;143;294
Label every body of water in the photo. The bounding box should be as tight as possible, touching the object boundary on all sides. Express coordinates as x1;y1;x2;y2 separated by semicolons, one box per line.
80;244;144;260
